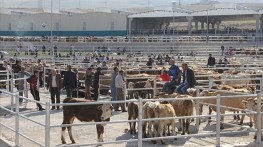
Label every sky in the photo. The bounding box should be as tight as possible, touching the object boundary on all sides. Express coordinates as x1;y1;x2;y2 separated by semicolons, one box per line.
1;0;263;10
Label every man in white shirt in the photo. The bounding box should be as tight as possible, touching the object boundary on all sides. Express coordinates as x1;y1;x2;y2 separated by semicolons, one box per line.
114;70;127;112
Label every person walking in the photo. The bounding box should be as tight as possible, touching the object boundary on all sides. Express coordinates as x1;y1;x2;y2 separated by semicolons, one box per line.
110;67;119;106
17;66;31;103
27;71;44;111
63;65;77;97
176;63;196;95
46;69;62;110
114;70;127;112
162;59;182;94
93;67;104;101
85;67;93;99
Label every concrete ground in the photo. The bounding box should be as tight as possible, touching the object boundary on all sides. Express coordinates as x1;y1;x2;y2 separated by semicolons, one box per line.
0;87;262;147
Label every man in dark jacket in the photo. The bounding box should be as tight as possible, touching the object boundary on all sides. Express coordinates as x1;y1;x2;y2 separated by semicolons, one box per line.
63;65;77;97
176;63;196;95
207;54;216;67
93;67;104;101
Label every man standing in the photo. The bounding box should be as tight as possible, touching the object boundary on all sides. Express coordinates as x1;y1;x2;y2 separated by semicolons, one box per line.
176;63;196;95
47;69;62;110
17;66;31;103
63;65;77;97
221;45;225;56
85;67;93;99
162;59;181;94
27;71;44;111
93;67;104;101
207;54;216;67
114;70;126;112
110;67;118;105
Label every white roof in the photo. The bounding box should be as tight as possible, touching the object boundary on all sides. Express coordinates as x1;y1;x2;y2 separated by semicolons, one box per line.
129;10;190;18
129;8;260;18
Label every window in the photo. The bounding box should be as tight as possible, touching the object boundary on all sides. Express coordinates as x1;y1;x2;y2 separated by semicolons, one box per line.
8;23;12;31
82;22;87;31
55;22;59;31
30;22;34;31
110;21;114;30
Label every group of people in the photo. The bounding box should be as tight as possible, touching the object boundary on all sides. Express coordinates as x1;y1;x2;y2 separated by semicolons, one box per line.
162;59;196;95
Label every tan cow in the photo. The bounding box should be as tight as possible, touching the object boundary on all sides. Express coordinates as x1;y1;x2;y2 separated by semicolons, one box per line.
243;98;263;140
154;103;176;144
170;95;194;135
199;90;247;129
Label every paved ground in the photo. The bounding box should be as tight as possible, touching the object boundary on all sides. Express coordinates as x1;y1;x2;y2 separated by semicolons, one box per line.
0;88;262;147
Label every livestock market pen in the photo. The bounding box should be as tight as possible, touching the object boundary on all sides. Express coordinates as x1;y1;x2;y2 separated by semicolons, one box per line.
1;40;263;146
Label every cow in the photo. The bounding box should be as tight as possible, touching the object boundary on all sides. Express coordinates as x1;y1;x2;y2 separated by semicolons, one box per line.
170;95;194;135
199;90;247;129
61;98;113;144
243;98;263;140
142;101;160;140
127;102;139;134
154;103;176;144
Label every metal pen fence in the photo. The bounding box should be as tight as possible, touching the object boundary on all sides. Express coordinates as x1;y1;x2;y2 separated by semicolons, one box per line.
1;65;263;146
1;88;262;147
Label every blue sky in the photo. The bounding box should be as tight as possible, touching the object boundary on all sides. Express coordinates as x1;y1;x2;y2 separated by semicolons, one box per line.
2;0;263;9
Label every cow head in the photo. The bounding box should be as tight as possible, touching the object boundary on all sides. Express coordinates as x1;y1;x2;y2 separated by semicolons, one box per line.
242;98;257;111
128;82;135;89
144;79;153;88
98;104;113;120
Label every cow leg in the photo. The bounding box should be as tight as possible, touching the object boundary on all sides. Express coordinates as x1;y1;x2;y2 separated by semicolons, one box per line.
68;117;75;144
178;119;182;132
238;111;245;125
186;118;190;134
159;124;165;145
133;120;137;134
233;111;237;120
220;113;224;130
61;120;68;144
249;116;253;128
182;119;186;135
208;106;212;120
142;121;147;138
128;115;133;134
96;125;104;143
171;121;177;140
237;112;241;120
167;124;171;136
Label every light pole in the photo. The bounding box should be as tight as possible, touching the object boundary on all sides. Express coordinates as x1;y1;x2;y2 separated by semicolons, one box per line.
50;0;54;63
206;9;209;43
172;1;176;47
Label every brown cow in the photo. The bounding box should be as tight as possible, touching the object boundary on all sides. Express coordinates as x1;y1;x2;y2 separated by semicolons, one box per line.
61;98;113;144
128;102;139;134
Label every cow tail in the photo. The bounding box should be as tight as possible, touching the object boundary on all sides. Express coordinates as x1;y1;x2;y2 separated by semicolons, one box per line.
183;100;194;116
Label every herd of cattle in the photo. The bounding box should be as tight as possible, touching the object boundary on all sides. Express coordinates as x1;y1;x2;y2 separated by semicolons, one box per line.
50;55;263;145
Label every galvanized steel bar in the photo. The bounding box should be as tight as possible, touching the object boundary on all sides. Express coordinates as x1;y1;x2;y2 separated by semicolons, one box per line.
216;94;221;147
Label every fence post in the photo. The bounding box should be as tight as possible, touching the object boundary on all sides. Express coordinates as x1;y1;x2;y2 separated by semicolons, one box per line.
45;102;51;147
43;67;46;88
138;98;143;147
216;94;221;147
153;78;156;96
7;70;9;91
208;76;214;89
11;78;14;111
260;76;263;94
195;86;200;130
256;93;262;144
15;94;19;146
24;78;28;104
